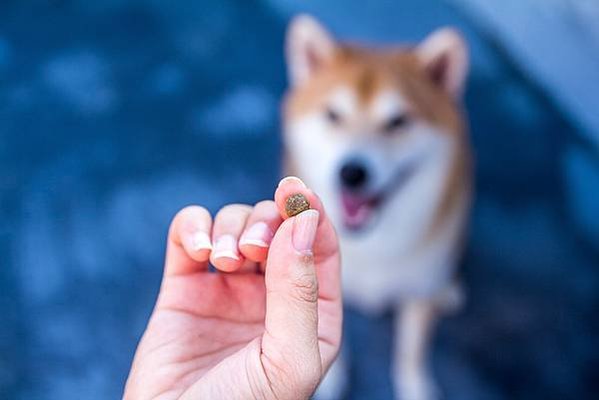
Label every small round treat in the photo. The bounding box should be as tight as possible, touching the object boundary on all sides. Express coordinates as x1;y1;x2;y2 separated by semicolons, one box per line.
285;193;311;217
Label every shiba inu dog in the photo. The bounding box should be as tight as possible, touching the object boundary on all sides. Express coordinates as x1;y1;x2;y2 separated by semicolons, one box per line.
281;15;472;400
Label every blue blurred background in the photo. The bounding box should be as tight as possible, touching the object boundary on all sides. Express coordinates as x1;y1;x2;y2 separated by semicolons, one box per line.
1;1;598;399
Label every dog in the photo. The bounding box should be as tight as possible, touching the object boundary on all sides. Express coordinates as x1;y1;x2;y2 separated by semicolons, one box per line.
281;15;472;400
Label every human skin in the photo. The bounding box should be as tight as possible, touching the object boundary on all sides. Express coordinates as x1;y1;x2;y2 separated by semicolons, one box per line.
123;177;342;400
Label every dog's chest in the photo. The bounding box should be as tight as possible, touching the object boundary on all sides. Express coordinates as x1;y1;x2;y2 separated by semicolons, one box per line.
337;161;468;312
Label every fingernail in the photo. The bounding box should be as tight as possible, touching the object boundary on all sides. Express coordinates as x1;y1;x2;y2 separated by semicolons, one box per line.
278;176;306;188
190;231;212;251
292;209;319;253
239;222;273;248
212;234;240;260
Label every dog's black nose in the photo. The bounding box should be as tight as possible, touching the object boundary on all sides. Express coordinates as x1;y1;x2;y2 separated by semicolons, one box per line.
339;161;368;190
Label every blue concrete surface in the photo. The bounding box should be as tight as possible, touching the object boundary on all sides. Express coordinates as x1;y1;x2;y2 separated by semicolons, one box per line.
1;1;598;399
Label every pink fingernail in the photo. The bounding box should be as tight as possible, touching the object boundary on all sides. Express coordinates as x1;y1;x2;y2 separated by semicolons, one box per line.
239;222;273;248
278;176;307;188
212;234;240;260
190;231;212;251
292;209;319;253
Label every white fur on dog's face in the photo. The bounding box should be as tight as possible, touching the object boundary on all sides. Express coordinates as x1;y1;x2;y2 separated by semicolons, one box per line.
284;15;468;236
286;84;454;233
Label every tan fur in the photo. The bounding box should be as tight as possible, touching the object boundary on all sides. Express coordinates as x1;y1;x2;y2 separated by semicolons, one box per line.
283;44;470;241
284;46;464;135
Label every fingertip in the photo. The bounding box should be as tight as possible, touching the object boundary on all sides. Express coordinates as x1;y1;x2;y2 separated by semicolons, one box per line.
278;175;307;188
181;230;212;262
210;254;244;273
210;234;244;272
165;205;212;276
238;241;269;263
238;201;280;263
275;176;325;222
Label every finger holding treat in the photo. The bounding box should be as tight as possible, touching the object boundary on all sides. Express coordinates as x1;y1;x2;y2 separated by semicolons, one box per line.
274;176;323;219
274;176;338;259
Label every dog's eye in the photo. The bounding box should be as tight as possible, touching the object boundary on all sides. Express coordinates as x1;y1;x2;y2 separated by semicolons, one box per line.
325;107;342;125
384;113;410;133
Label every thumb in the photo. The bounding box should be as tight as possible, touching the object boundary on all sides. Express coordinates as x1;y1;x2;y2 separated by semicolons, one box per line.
261;209;322;395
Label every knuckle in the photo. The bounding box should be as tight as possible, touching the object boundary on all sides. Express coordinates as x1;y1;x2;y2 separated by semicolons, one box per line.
254;199;274;209
254;200;276;214
176;204;209;219
252;200;280;222
214;204;252;231
171;205;211;235
290;271;319;304
216;203;252;219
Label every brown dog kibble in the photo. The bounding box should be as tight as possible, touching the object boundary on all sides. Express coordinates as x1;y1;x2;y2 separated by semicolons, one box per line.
285;193;311;217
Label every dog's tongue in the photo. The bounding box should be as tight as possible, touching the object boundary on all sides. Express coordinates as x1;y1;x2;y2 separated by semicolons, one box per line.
340;192;373;229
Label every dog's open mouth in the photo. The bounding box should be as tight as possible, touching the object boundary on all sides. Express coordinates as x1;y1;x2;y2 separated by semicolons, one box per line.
340;191;382;231
339;162;418;232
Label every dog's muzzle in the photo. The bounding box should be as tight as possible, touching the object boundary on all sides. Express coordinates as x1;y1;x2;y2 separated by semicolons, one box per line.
336;157;418;232
339;159;369;191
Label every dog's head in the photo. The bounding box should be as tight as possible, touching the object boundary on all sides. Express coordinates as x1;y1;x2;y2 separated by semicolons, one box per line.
283;15;469;233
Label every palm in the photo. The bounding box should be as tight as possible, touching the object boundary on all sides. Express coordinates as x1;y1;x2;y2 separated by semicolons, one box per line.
131;254;339;399
131;272;266;399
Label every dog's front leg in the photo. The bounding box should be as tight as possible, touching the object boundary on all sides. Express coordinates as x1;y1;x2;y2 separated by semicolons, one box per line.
392;300;440;400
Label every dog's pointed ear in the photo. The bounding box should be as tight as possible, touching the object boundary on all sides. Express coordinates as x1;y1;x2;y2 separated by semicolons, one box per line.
286;14;336;87
416;28;469;97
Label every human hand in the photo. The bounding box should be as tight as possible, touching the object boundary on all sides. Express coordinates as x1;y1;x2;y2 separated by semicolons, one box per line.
123;177;342;400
